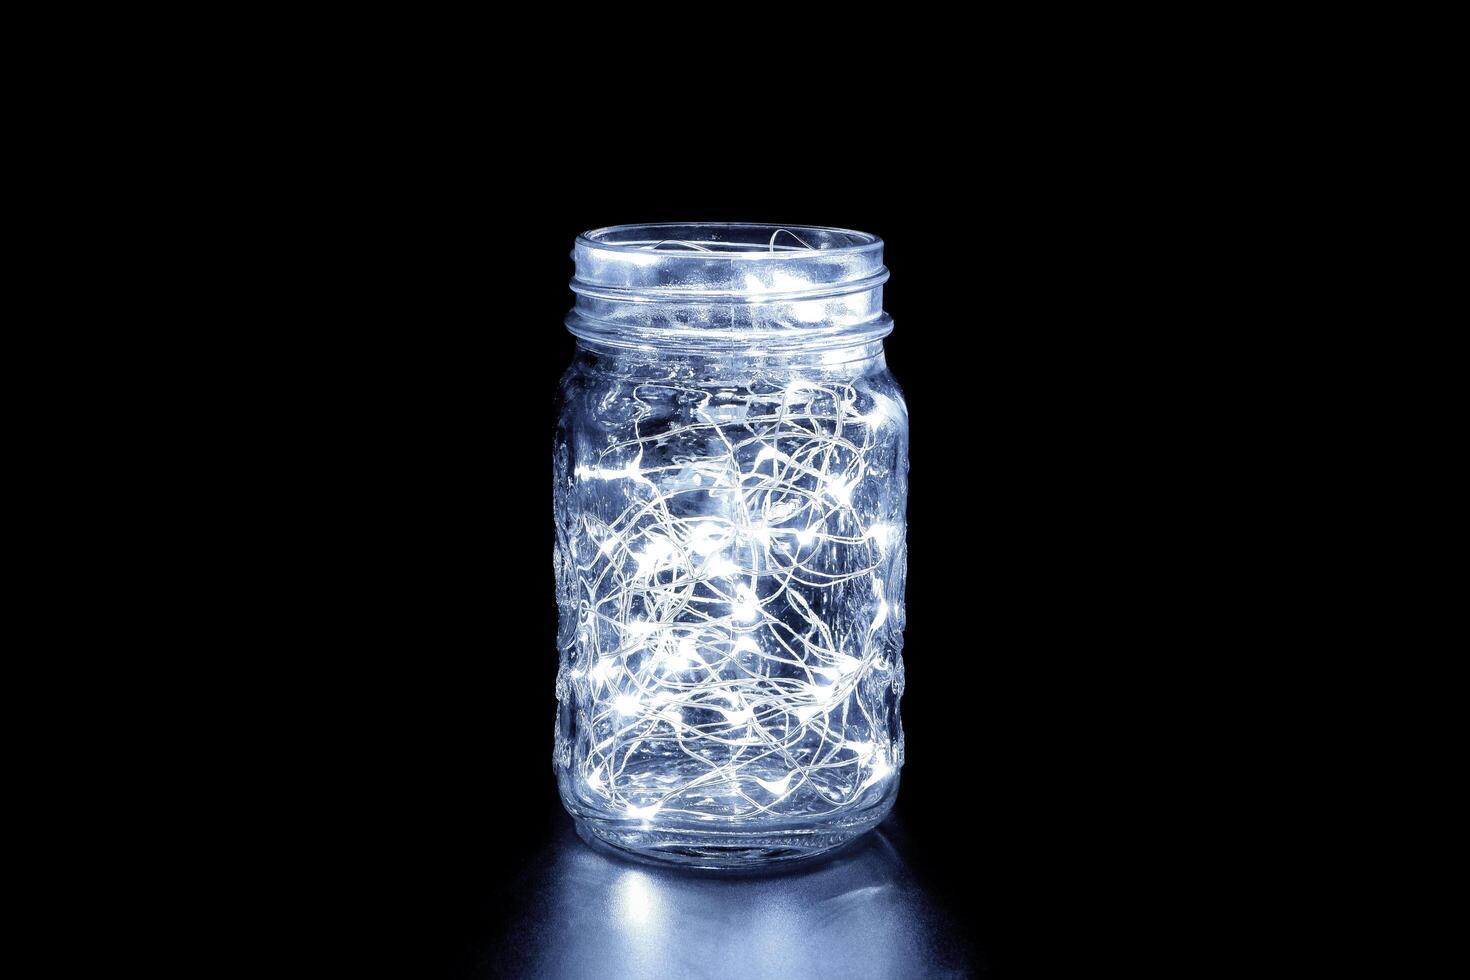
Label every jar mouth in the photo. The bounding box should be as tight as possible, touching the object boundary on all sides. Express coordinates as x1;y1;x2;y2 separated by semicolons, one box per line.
568;222;891;351
577;222;882;259
572;224;886;295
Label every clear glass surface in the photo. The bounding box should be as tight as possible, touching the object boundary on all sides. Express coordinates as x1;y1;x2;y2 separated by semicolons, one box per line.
554;224;908;867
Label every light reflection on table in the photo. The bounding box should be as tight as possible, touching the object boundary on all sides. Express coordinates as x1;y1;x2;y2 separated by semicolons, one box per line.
480;818;974;979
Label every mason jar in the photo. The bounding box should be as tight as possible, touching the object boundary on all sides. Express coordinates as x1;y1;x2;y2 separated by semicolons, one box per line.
553;223;909;868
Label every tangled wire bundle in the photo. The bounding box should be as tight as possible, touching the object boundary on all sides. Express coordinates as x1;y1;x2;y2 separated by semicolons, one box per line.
556;374;907;825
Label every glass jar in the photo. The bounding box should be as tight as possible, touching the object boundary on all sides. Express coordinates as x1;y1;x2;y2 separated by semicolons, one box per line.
553;223;909;868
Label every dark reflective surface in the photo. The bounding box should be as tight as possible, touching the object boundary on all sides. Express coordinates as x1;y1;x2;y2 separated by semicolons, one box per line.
465;817;979;979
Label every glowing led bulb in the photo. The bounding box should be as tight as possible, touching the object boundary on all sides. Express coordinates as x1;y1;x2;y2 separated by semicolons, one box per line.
867;523;896;553
659;638;701;671
794;704;825;722
795;526;818;547
823;475;856;507
715;703;754;725
625;802;662;820
815;654;862;680
624;619;658;639
614;694;641;716
800;679;840;703
634;538;675;577
688;522;729;556
766;500;800;524
860;755;894;792
705;556;740;579
733;586;760;623
755;772;794;795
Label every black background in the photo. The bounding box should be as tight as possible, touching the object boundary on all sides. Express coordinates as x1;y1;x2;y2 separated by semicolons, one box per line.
298;171;1211;977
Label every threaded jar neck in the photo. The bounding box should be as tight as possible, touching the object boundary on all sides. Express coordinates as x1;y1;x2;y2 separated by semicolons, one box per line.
567;223;891;352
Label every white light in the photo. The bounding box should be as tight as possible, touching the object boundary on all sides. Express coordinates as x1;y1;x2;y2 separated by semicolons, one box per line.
860;756;894;791
659;638;701;671
624;619;658;639
815;654;862;678
733;586;760;623
801;680;840;703
765;500;800;524
823;475;856;506
770;270;811;292
867;523;896;553
578;461;648;483
732;635;761;654
564;376;906;829
790;299;828;324
634;538;675;577
614;872;658;927
755;772;794;795
688;521;729;556
768;272;824;323
715;703;754;725
705;556;741;578
626;801;662;819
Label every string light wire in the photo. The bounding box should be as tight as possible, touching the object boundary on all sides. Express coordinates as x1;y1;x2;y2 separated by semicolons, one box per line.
556;372;906;826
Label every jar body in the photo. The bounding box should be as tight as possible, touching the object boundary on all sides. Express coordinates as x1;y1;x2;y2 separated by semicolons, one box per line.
553;339;908;867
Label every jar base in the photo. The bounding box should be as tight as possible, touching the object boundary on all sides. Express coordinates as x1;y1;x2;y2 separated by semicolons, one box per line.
572;811;889;871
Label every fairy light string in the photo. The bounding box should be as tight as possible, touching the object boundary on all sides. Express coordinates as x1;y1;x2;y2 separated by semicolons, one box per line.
559;372;905;824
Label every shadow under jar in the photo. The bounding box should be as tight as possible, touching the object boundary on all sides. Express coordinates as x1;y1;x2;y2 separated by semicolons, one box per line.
553;223;909;869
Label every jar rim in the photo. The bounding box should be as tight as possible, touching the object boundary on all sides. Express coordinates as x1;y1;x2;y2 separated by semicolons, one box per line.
576;222;883;259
